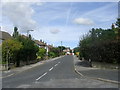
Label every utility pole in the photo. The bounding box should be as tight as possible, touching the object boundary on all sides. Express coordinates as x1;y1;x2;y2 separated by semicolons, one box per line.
6;42;9;70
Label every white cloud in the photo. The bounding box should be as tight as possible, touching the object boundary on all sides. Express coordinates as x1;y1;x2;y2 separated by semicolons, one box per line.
2;2;42;33
50;29;60;34
32;26;87;43
73;18;94;25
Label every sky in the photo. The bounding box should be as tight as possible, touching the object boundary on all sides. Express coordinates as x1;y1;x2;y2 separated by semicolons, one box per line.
0;1;118;49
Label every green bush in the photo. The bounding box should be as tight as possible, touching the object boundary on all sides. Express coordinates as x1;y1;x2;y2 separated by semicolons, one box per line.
17;35;39;65
79;18;120;64
48;52;56;58
37;48;46;60
2;39;23;66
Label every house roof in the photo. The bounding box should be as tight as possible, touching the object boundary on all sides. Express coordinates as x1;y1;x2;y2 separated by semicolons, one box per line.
21;35;28;39
34;40;46;46
0;31;12;40
47;45;53;48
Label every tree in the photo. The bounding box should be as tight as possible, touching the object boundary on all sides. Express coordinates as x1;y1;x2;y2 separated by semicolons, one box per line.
13;27;19;38
2;39;22;67
115;18;120;40
17;35;39;65
79;19;119;63
29;34;32;40
49;47;61;57
58;46;66;51
74;47;79;52
115;18;120;28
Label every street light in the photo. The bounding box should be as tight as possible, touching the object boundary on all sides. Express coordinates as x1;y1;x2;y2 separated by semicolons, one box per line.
27;30;34;37
6;41;10;70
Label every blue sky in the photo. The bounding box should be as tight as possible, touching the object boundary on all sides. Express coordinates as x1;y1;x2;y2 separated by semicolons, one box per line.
1;2;118;49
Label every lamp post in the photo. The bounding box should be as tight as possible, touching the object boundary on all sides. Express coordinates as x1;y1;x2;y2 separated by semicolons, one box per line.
6;41;10;70
27;30;34;37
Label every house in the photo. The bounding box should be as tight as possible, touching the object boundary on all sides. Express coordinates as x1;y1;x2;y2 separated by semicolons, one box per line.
34;40;47;49
0;31;12;44
63;47;71;55
47;44;54;52
34;40;54;56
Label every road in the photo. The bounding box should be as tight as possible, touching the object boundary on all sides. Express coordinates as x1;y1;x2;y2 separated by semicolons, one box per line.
74;56;119;83
2;55;118;88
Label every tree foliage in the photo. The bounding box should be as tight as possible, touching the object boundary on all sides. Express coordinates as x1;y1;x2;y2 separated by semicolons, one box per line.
37;48;46;60
48;47;61;58
2;39;22;65
48;52;56;58
16;35;39;65
58;46;66;51
13;27;19;38
79;19;120;64
73;47;80;54
2;27;39;67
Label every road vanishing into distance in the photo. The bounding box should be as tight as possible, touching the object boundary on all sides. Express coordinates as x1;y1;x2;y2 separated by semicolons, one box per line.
2;55;118;88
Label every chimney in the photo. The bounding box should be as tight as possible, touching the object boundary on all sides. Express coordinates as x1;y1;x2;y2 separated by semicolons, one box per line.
40;39;42;42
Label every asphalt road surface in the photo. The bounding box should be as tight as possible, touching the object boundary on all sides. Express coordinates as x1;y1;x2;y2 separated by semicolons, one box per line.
2;55;118;88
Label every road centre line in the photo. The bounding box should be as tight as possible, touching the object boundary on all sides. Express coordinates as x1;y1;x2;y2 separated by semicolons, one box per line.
49;67;53;71
54;64;58;66
36;61;61;81
36;72;47;81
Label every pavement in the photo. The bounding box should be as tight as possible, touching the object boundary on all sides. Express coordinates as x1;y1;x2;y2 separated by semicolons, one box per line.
1;55;119;88
73;55;120;85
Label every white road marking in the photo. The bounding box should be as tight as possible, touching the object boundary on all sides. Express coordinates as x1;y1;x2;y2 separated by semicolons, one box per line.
49;67;53;71
54;64;58;66
36;72;47;81
7;73;14;77
4;70;11;73
58;62;60;64
1;73;15;78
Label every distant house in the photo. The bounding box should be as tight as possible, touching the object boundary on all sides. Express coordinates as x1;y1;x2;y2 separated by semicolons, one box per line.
47;44;54;51
34;40;47;49
0;31;12;44
63;47;71;55
34;40;50;55
63;47;70;52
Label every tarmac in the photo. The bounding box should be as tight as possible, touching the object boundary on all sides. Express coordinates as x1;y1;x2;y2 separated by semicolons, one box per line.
73;55;120;85
1;56;64;78
0;55;119;88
